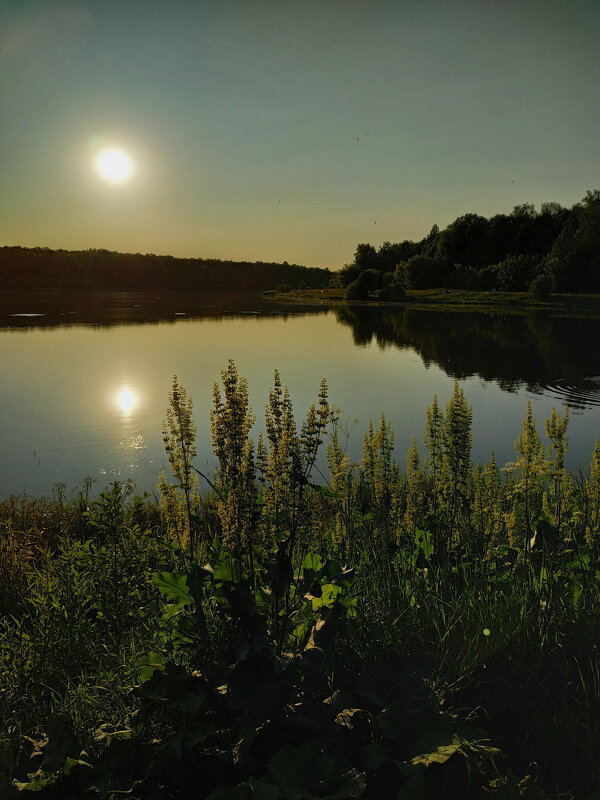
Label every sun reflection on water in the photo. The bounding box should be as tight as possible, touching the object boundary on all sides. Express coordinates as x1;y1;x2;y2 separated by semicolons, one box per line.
117;387;137;415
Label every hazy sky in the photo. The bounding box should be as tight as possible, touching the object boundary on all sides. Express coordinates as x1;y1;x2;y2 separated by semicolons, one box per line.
2;0;599;268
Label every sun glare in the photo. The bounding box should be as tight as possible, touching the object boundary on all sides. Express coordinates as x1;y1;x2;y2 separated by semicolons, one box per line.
117;388;137;414
96;147;133;183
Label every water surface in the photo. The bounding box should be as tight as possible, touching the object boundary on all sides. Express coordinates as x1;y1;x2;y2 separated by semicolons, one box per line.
2;292;599;497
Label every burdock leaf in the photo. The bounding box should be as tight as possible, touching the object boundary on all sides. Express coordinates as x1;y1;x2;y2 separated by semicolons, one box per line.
152;571;193;605
265;741;333;793
322;768;367;799
137;651;168;683
206;781;253;799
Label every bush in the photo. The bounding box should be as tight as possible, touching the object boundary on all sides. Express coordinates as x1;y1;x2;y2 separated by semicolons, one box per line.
495;255;539;291
345;279;369;301
529;273;554;298
377;283;405;301
275;283;292;293
395;254;445;289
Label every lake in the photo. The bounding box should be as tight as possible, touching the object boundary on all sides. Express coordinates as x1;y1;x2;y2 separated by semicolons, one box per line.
2;291;600;498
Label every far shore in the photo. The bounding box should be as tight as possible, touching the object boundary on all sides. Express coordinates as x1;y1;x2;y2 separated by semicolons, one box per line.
4;285;600;325
263;287;600;317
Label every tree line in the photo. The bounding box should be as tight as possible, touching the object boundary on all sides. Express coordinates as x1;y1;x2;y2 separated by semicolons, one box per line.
336;190;600;296
0;246;331;294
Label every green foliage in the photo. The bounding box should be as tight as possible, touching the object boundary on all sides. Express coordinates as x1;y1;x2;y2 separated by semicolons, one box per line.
396;254;444;289
495;254;539;291
159;376;200;554
0;247;332;293
504;402;546;549
345;278;370;301
529;273;554;298
377;283;405;301
443;382;473;532
6;545;517;798
344;191;600;293
210;360;258;554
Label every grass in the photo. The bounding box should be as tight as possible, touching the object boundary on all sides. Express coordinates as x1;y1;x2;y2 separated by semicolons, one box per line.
265;286;600;317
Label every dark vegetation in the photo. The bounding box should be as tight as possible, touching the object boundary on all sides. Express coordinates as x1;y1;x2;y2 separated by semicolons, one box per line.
4;191;599;306
0;247;330;294
1;363;599;798
335;191;600;297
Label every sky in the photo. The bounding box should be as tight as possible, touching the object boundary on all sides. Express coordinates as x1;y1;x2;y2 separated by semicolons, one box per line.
1;0;599;269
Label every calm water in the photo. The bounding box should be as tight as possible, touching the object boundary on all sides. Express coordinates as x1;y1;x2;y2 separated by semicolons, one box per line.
2;292;600;498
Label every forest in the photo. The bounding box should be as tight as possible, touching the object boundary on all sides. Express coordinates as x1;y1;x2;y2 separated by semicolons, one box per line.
337;191;600;298
4;191;599;302
1;363;599;798
0;247;331;294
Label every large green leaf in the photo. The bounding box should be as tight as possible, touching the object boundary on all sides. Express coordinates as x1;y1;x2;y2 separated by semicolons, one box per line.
139;662;207;713
248;779;281;799
229;650;295;719
376;703;411;749
12;772;59;792
88;738;152;795
206;785;253;799
309;483;342;500
395;765;437;799
151;571;193;605
322;768;367;799
213;552;237;582
137;651;167;683
265;741;334;795
414;528;434;560
313;583;342;611
302;552;324;572
149;727;214;778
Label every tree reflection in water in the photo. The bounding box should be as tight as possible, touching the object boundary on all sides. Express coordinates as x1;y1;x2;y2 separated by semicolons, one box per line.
336;305;600;410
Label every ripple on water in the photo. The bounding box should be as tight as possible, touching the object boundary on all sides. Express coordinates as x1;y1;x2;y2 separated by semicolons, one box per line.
539;377;600;410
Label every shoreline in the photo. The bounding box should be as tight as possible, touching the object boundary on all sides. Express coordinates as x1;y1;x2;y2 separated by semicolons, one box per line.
263;287;600;317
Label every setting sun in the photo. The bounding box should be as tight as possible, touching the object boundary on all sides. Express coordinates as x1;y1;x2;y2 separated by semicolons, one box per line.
96;147;133;183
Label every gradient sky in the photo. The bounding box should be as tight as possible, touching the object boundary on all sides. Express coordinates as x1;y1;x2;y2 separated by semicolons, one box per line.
1;0;599;268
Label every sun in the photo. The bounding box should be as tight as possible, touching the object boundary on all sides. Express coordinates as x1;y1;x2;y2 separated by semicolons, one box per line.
96;147;133;183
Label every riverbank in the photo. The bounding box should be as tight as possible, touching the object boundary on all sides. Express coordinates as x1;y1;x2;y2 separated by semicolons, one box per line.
264;287;600;316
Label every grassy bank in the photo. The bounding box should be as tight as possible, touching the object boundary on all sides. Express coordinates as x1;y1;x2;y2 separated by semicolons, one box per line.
1;365;599;798
264;287;600;316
